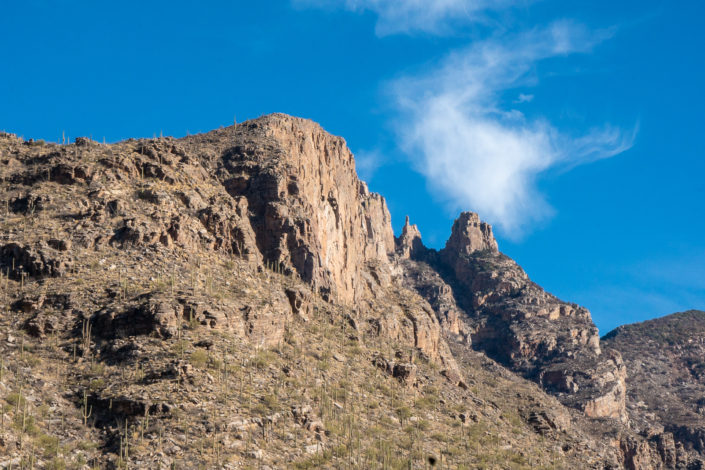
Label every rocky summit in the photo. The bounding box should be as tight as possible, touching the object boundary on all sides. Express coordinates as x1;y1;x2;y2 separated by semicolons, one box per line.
0;113;703;469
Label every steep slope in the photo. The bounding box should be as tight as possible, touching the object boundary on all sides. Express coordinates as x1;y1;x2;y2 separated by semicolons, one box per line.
0;113;696;469
604;310;705;467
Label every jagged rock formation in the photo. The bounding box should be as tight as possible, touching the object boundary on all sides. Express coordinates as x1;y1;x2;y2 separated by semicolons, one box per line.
396;216;425;260
441;211;498;257
0;114;702;469
397;213;627;423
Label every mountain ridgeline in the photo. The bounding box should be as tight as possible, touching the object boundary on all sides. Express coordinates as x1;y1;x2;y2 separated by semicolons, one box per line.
0;113;703;469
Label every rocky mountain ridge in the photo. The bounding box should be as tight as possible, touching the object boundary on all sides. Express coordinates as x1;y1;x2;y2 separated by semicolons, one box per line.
396;214;628;422
0;113;702;469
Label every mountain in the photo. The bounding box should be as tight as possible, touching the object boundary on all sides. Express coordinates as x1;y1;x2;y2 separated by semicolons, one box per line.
0;113;702;469
604;310;705;468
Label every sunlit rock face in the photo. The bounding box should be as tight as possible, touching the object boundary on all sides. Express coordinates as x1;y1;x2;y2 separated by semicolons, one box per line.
397;210;626;422
208;113;395;305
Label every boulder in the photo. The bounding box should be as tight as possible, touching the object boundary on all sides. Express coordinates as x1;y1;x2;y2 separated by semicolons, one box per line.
392;363;417;386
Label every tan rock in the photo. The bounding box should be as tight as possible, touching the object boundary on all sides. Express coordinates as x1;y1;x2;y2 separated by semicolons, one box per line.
215;114;395;304
442;211;498;256
396;216;425;260
285;286;312;321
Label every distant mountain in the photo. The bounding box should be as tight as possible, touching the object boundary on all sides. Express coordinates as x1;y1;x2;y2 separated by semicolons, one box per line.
604;310;705;468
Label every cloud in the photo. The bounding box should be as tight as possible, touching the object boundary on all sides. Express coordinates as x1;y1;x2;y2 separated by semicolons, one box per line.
390;22;635;237
294;0;520;35
515;93;534;103
295;2;635;237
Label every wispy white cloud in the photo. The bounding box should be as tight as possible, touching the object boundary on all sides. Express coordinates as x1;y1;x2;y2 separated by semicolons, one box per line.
515;93;534;103
390;21;635;237
295;1;635;237
294;0;521;35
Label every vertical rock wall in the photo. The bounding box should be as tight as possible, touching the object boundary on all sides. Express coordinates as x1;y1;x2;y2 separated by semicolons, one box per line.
211;114;395;304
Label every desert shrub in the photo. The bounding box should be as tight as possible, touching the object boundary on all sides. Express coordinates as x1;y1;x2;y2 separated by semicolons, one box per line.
190;349;208;369
37;433;60;457
251;350;277;369
5;392;26;408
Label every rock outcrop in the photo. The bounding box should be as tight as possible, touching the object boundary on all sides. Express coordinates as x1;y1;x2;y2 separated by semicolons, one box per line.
441;211;498;258
191;114;395;305
1;241;74;279
398;212;627;422
396;216;425;260
0;114;458;380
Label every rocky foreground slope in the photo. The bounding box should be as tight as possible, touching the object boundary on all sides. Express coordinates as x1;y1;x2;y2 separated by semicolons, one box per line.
0;113;702;469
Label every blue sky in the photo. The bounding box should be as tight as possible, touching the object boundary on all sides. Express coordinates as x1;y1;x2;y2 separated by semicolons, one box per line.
2;0;703;334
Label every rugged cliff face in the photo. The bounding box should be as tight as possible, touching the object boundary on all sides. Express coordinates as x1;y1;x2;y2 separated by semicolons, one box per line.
190;115;458;372
187;114;395;305
0;113;702;469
